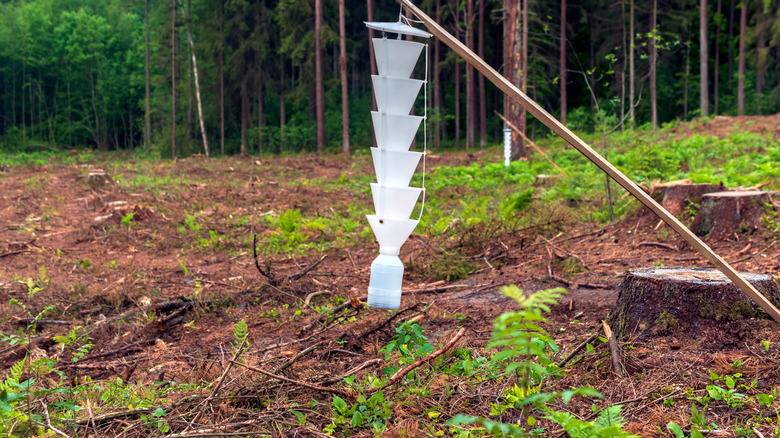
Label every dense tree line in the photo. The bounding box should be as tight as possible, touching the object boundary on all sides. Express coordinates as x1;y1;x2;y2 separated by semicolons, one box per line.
0;0;779;157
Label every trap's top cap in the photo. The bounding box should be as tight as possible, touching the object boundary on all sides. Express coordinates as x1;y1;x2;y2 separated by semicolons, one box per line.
365;21;432;38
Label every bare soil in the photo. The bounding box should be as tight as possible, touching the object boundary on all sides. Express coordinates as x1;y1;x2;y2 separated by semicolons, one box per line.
1;121;779;436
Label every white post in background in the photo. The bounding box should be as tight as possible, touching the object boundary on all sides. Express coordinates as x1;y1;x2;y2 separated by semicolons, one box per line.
503;127;512;167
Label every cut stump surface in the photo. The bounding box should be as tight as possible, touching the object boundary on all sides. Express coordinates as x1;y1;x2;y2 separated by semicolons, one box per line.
691;191;773;241
607;267;780;343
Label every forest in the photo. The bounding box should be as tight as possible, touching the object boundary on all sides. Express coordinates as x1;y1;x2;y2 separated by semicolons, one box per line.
0;0;779;157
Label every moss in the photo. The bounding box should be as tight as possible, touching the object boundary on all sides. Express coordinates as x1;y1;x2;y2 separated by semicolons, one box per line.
655;311;678;331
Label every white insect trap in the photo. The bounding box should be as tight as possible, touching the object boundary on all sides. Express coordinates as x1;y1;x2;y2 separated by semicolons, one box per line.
365;16;431;309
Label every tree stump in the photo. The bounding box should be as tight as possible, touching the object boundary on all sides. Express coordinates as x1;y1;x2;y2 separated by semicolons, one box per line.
690;191;773;241
607;267;780;341
651;183;724;217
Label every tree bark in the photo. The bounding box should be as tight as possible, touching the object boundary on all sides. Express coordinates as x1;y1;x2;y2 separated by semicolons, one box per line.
367;0;378;148
629;0;635;124
179;0;209;156
171;0;176;159
519;0;527;156
737;0;746;115
144;0;152;150
700;0;709;117
478;0;487;148
339;0;349;154
692;191;772;241
455;19;461;150
560;0;567;124
433;0;441;149
219;0;225;155
650;0;658;128
466;0;475;149
714;0;721;114
240;77;248;155
504;0;524;158
607;267;780;342
315;0;326;151
257;78;264;154
727;0;735;84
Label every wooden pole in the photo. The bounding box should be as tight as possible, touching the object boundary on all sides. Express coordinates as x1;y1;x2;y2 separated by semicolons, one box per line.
397;0;780;324
494;111;567;176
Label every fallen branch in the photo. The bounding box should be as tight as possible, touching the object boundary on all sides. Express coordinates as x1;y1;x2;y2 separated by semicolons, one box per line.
252;234;276;285
288;255;327;280
725;243;752;259
185;335;248;430
321;358;383;386
602;320;624;377
638;241;679;251
302;295;366;331
368;327;466;393
276;341;322;372
557;330;601;368
230;360;354;398
75;407;153;425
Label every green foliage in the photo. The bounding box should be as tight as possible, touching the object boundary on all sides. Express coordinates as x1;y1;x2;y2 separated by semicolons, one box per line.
325;391;392;436
380;321;434;367
233;319;248;350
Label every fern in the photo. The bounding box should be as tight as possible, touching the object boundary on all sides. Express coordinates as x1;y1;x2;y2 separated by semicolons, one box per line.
544;405;639;438
233;319;248;348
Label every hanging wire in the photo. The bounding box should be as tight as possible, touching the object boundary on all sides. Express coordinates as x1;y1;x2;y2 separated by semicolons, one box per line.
417;41;428;222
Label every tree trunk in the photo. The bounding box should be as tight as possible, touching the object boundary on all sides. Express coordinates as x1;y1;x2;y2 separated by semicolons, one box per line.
339;0;349;154
560;0;567;124
315;0;326;151
465;0;475;149
219;0;225;155
240;77;249;154
700;0;709;117
172;0;176;159
683;42;690;119
433;0;441;149
144;0;152;149
650;0;658;128
727;0;735;84
504;0;524;159
455;21;461;150
179;0;209;156
478;0;487;148
280;54;286;128
519;0;527;157
737;0;746;115
714;0;721;114
629;0;635;124
651;182;724;217
257;78;264;154
756;22;767;114
368;0;378;148
607;267;780;342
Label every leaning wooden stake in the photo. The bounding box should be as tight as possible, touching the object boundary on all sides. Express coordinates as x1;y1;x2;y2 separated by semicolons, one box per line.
398;0;780;324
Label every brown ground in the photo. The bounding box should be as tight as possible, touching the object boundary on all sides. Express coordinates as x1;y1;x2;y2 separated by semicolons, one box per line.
1;119;779;436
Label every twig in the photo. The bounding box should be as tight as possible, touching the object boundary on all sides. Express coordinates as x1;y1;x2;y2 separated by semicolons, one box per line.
252;234;276;285
304;290;331;306
602;320;624;377
75;407;153;425
288;255;327;280
230;360;354;398
557;330;601;368
320;358;384;386
276;341;322;372
368;327;466;393
353;302;424;342
302;295;366;331
753;427;766;438
725;243;752;259
186;335;248;429
43;403;70;438
0;249;28;258
638;241;679;251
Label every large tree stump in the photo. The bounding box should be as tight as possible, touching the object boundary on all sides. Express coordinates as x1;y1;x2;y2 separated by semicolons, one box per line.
691;191;773;241
651;183;723;217
607;267;780;341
